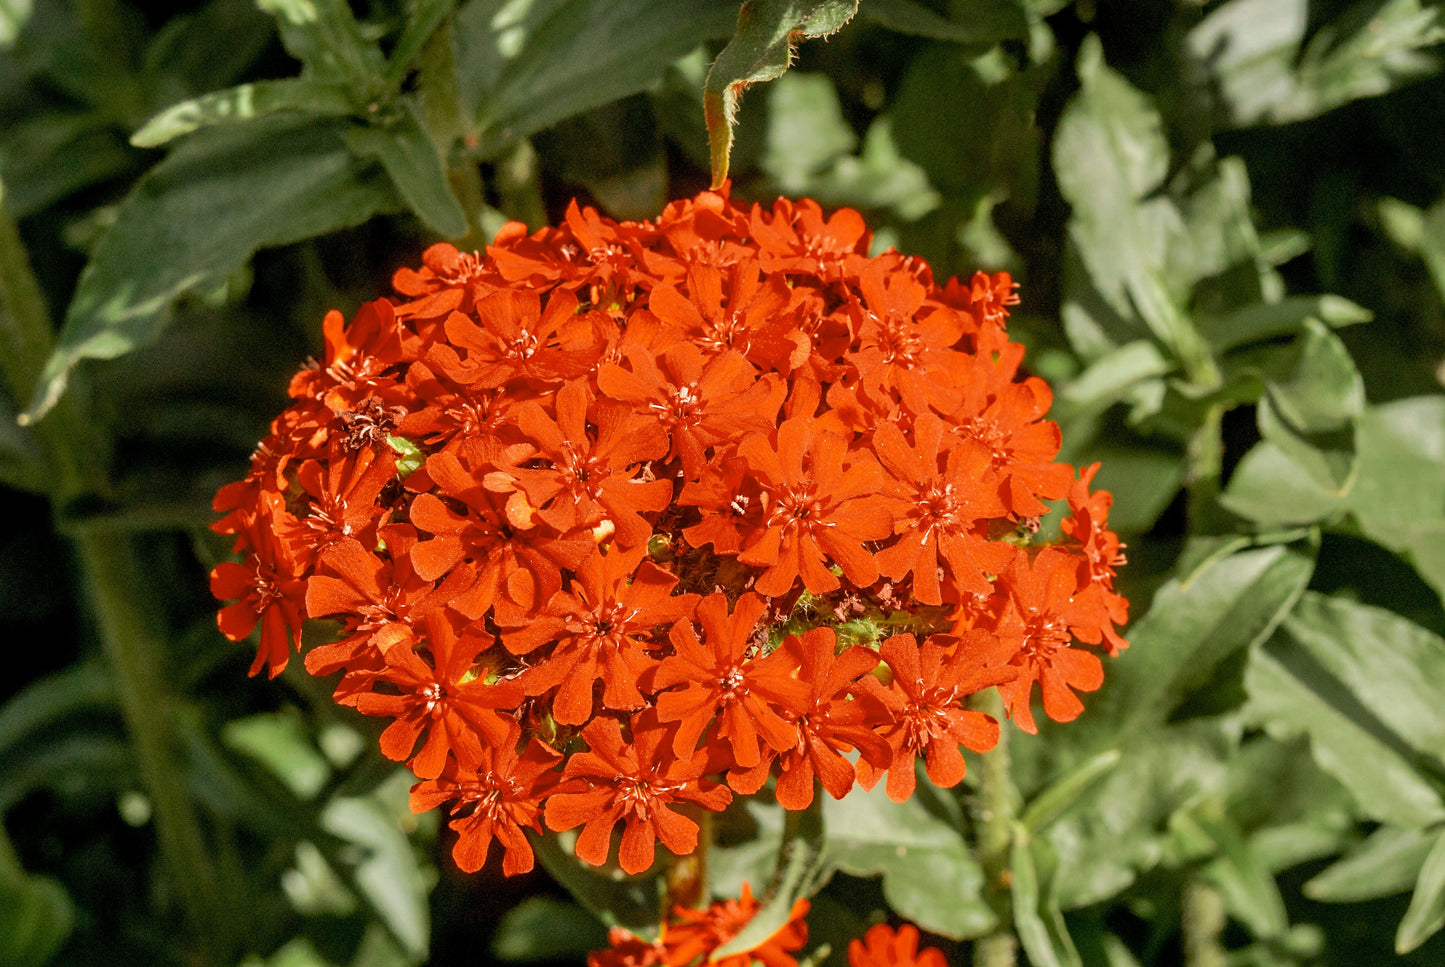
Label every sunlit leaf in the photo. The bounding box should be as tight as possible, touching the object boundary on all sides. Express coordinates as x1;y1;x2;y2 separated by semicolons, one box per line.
345;103;468;238
703;0;860;188
1306;825;1437;902
131;79;357;148
1399;827;1445;953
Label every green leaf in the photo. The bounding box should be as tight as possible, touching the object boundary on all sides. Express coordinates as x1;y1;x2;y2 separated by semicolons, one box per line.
703;0;861;188
859;0;1026;44
760;71;855;193
1077;541;1315;743
345;103;468;238
222;711;332;800
1200;295;1372;354
1399;827;1445;953
529;831;665;933
131;79;357;148
0;0;33;47
823;781;994;939
383;0;457;86
464;0;736;159
714;803;828;958
21;116;399;423
1054;35;1183;346
491;896;607;962
1305;825;1437;902
1181;810;1289;939
1189;0;1445;128
1218;440;1345;526
1258;320;1364;434
322;773;432;959
1021;750;1122;835
1346;396;1445;603
1011;829;1082;967
1053;340;1173;423
0;112;135;217
0;873;74;967
257;0;385;86
1245;592;1445;827
0;661;113;756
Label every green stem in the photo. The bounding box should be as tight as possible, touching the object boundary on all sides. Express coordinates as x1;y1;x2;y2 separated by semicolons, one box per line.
1182;879;1227;967
1184;402;1226;533
77;534;229;958
0;196;226;962
970;689;1020;967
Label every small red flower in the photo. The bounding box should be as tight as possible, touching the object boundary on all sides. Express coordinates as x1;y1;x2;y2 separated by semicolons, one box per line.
848;923;949;967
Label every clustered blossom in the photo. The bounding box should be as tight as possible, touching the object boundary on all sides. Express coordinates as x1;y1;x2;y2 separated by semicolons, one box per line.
211;188;1128;877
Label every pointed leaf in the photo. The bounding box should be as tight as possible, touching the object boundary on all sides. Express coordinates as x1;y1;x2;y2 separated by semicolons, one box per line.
383;0;457;86
1181;810;1289;939
1021;750;1122;835
1200;295;1372;353
345;103;468;238
1398;827;1445;953
703;0;861;188
0;874;74;967
257;0;385;86
1246;592;1445;827
1305;825;1437;902
1012;828;1082;967
713;802;827;958
131;79;357;148
22;116;398;423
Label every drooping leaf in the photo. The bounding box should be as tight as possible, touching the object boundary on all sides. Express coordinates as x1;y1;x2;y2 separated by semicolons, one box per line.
22;115;399;423
1180;809;1289;939
1245;592;1445;828
703;0;861;188
529;830;665;934
131;79;357;148
713;802;827;958
1305;825;1438;903
463;0;736;160
1398;827;1445;953
344;103;468;238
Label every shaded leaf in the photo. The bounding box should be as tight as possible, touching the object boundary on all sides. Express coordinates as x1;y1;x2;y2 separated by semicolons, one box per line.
222;710;332;800
714;803;827;958
0;661;113;756
1306;825;1437;902
760;71;855;193
1200;295;1372;354
860;0;1026;44
492;896;607;962
131;79;357;148
1021;749;1122;834
1219;440;1345;526
704;0;860;188
465;0;736;159
22;116;399;423
256;0;384;86
1181;810;1289;939
529;830;665;933
0;873;74;967
383;0;457;86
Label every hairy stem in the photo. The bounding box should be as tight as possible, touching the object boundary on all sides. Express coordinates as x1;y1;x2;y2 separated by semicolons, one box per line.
970;689;1019;967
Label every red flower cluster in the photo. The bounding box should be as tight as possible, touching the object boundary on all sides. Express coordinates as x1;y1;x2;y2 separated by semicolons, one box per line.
589;884;808;967
211;189;1127;877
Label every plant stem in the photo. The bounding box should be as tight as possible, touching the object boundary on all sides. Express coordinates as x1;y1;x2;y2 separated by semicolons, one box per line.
1182;879;1226;967
0;197;226;963
1184;402;1226;533
970;689;1019;967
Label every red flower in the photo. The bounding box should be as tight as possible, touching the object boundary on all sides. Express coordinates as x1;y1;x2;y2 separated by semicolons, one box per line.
653;592;811;766
735;417;893;597
663;883;809;967
854;633;1015;802
409;719;565;876
848;923;949;967
543;711;731;874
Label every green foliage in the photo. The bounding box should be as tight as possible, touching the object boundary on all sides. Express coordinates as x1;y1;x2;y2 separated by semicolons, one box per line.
3;0;1445;964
